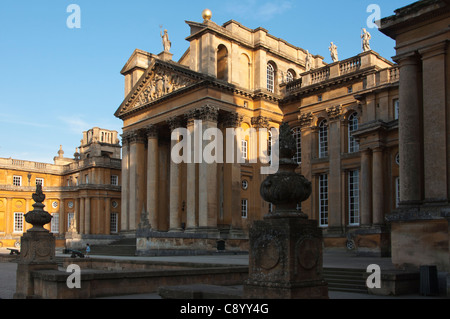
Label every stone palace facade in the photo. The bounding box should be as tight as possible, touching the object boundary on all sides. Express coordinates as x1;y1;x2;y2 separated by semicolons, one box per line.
0;128;122;249
116;10;400;256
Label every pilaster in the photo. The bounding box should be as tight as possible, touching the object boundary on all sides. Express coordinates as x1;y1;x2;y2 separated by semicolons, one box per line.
395;53;423;205
419;42;448;203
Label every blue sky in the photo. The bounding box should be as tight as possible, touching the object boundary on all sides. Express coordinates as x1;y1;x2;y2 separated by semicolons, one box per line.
0;0;414;163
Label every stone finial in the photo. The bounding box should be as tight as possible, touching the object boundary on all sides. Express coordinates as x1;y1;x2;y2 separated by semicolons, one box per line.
25;184;53;232
57;145;64;158
202;9;212;22
260;122;312;218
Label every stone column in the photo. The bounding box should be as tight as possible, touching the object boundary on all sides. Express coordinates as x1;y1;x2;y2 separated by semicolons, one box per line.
84;197;90;235
77;198;85;234
129;130;147;231
419;43;448;203
5;198;12;235
224;112;244;237
120;132;130;231
168;117;183;232
104;197;111;235
372;147;385;225
396;54;423;205
146;125;159;230
74;198;79;233
198;105;219;234
360;149;372;225
185;110;199;232
59;199;65;235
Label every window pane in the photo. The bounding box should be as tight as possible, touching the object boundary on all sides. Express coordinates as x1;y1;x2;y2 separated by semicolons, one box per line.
267;63;274;92
319;120;328;158
319;174;328;226
13;176;22;186
291;127;301;164
241;199;248;218
348;170;360;225
14;213;24;232
348;113;359;153
51;213;59;233
110;213;118;233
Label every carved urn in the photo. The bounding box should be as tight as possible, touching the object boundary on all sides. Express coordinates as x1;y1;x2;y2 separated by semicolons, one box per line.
260;122;312;218
25;184;53;232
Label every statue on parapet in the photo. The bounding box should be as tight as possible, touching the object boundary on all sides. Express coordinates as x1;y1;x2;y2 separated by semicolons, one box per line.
329;42;338;62
160;26;171;53
305;50;312;71
361;28;371;52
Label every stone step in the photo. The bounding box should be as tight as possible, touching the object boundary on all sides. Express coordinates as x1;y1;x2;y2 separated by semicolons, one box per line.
89;237;137;256
323;268;367;293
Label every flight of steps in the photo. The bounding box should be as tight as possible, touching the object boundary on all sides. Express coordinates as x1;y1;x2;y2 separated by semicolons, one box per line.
89;238;137;257
323;267;368;293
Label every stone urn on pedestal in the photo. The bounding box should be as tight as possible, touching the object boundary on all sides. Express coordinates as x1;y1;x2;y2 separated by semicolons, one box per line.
244;122;328;299
14;185;58;299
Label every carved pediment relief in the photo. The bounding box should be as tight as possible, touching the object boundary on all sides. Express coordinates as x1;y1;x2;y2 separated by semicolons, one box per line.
135;69;196;107
116;62;200;117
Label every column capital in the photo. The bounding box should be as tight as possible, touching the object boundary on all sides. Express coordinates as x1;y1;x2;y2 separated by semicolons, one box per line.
121;131;133;146
419;41;447;60
197;104;219;122
221;112;243;128
167;117;183;130
372;146;385;153
251;115;270;129
392;52;420;65
145;124;158;139
185;108;199;126
129;130;147;144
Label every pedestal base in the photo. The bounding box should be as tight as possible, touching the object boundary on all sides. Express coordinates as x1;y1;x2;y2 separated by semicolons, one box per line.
244;217;328;299
244;280;328;299
14;230;57;299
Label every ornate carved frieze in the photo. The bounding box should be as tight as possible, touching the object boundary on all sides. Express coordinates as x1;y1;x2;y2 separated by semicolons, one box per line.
251;116;270;129
136;70;195;108
326;105;342;121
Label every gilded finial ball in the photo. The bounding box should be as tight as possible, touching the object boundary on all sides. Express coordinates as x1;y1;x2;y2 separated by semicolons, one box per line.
202;9;212;21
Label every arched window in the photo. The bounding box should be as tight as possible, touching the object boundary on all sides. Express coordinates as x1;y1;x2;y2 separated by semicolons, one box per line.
348;112;359;153
267;63;275;93
286;70;295;83
318;120;328;158
291;127;301;164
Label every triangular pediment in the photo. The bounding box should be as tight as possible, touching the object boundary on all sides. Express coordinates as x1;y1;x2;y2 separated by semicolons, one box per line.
115;59;204;118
